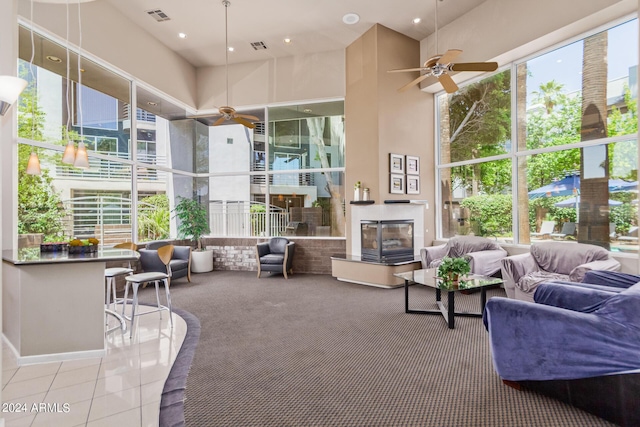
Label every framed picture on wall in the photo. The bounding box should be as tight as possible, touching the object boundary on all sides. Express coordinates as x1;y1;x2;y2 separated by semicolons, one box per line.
406;155;420;175
390;174;405;194
407;175;420;194
389;153;404;174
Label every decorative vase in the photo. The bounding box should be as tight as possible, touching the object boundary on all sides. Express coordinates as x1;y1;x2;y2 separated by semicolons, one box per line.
354;187;361;201
363;188;370;201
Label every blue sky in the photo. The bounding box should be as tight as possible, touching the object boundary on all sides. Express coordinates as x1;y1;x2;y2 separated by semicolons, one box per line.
526;19;638;105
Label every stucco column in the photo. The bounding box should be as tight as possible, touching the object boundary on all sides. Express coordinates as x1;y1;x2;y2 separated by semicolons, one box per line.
0;0;20;422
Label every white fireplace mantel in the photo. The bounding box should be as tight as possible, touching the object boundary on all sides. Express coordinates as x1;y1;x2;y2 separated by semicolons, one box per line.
350;203;426;257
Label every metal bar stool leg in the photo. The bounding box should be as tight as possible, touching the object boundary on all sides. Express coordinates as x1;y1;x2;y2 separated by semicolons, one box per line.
129;281;140;339
163;278;173;328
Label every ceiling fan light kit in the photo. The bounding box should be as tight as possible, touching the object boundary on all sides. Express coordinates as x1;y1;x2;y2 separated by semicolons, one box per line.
387;0;498;94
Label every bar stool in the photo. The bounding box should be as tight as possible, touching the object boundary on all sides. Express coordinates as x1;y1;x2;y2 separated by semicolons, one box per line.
122;244;174;338
104;241;137;334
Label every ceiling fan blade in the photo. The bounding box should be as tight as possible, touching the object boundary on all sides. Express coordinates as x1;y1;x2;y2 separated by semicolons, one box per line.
388;67;429;73
437;49;463;64
450;62;499;72
235;114;260;121
398;74;430;93
213;116;226;126
438;73;459;93
233;117;256;129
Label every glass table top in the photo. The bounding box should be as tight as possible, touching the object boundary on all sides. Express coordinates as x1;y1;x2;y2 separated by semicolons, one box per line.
394;268;503;292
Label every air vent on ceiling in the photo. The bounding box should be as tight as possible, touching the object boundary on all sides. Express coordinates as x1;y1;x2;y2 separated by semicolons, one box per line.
250;41;268;51
146;9;171;22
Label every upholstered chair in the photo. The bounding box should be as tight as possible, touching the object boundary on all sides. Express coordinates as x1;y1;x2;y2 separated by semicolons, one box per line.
500;242;620;302
256;237;295;279
420;236;507;277
139;240;192;282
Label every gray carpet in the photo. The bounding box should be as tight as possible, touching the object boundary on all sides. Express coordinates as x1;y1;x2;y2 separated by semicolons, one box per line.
138;271;616;427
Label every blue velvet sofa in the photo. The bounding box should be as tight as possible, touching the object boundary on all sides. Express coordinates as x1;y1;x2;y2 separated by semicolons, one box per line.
483;279;640;426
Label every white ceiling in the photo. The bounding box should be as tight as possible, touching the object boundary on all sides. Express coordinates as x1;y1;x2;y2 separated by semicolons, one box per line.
102;0;487;68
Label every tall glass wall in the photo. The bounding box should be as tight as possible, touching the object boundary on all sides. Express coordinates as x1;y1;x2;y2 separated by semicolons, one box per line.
437;18;638;253
16;26;345;248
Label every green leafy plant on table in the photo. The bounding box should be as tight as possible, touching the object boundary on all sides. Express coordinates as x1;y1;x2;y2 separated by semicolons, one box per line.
172;197;210;251
437;256;471;287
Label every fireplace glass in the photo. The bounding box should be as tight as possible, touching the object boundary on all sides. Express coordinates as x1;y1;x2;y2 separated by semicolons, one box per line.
361;220;414;263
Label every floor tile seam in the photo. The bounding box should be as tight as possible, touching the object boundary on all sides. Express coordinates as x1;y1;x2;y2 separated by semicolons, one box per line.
7;362;62;388
86;398;143;423
85;357;106;426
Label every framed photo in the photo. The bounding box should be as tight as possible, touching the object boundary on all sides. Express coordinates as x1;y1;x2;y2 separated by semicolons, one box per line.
407;175;420;194
406;155;420;175
389;153;404;174
390;174;405;194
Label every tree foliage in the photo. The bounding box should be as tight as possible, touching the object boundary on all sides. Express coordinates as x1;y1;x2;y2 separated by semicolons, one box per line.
17;69;67;239
138;194;170;242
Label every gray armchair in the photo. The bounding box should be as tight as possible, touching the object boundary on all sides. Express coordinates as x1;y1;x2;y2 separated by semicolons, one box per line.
139;240;192;282
500;242;620;302
256;237;295;279
420;236;507;277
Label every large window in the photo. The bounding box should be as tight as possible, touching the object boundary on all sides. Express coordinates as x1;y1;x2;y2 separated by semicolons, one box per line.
438;18;638;252
16;25;345;248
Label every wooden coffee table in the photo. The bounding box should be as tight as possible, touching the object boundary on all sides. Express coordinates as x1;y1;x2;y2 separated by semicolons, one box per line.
394;268;503;329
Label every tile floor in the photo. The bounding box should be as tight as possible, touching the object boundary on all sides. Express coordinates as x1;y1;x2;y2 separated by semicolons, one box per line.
1;305;186;427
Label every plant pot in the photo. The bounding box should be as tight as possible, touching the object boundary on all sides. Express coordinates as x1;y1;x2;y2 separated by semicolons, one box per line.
191;249;214;273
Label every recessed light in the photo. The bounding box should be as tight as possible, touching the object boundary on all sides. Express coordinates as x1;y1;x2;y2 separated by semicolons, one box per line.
303;109;312;113
342;13;360;25
412;18;421;24
283;38;292;44
46;55;62;63
228;46;234;52
178;32;187;39
147;101;158;106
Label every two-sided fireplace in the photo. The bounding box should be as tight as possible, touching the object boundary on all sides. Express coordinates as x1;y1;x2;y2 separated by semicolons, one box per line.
360;219;414;263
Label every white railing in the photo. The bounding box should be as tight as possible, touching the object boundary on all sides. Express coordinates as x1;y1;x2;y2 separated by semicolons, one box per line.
54;151;166;181
209;201;289;237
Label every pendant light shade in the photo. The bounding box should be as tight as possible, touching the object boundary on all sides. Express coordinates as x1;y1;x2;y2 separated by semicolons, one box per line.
62;140;76;164
26;151;41;175
74;141;89;169
0;76;28;116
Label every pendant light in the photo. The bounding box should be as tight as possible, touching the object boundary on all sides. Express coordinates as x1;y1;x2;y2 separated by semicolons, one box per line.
61;1;76;165
25;0;41;175
26;151;41;175
73;0;89;169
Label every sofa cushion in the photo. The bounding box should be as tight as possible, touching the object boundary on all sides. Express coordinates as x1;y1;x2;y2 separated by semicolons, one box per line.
169;259;189;271
519;271;569;293
446;236;501;258
531;242;609;275
268;237;289;255
260;254;285;265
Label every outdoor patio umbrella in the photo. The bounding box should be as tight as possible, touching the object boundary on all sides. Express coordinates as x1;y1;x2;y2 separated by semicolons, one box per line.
528;175;637;199
553;196;622;208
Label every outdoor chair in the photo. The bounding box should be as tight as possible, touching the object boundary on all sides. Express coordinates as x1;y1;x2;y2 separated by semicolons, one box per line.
617;226;639;243
550;222;576;239
256;237;295;279
530;220;555;239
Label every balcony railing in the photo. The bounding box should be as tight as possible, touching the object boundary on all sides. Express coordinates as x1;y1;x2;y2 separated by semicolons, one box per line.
54;151;166;181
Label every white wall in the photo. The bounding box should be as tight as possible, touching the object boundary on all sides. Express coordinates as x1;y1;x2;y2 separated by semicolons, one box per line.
196;50;345;110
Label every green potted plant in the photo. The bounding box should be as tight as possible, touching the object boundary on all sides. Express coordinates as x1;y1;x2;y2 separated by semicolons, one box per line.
173;196;213;273
437;256;471;287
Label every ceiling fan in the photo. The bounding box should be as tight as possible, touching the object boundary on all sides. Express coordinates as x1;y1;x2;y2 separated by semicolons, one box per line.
191;0;258;129
387;0;498;94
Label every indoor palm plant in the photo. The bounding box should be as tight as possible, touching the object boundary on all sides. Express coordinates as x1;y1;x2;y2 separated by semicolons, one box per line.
173;196;213;272
437;256;471;287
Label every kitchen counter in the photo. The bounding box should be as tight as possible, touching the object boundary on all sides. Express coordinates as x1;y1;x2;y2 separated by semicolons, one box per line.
2;247;139;365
